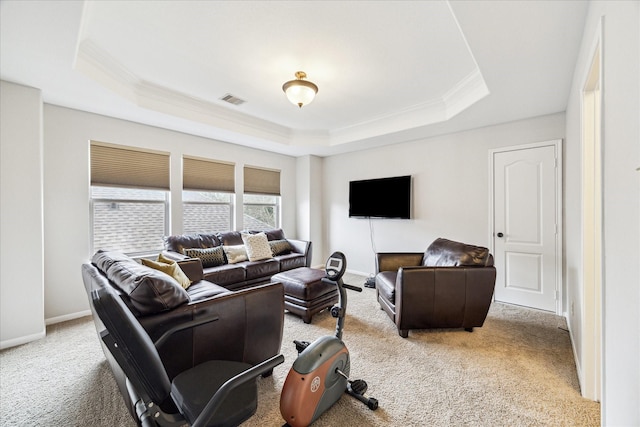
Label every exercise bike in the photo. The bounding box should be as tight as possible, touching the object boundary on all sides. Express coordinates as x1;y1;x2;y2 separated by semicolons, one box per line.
280;251;378;427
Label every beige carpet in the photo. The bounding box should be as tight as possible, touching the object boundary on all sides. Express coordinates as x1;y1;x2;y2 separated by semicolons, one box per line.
0;273;600;426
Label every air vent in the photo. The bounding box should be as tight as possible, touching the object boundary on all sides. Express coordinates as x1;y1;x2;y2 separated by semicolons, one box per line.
220;93;246;106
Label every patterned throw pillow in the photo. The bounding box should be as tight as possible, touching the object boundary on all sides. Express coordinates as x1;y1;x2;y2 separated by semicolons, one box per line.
242;232;273;262
269;239;293;256
184;246;226;268
141;258;192;290
223;245;248;264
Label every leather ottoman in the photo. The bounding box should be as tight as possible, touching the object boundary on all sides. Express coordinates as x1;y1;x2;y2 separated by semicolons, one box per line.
271;267;338;323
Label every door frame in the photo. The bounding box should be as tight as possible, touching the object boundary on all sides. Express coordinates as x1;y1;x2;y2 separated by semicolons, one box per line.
488;139;563;315
579;18;603;403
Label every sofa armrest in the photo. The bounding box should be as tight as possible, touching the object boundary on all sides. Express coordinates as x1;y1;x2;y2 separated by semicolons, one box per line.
176;258;204;282
376;252;423;273
287;239;312;267
161;250;189;262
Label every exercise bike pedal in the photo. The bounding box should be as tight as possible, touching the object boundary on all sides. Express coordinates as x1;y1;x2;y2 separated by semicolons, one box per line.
348;379;368;396
293;340;311;354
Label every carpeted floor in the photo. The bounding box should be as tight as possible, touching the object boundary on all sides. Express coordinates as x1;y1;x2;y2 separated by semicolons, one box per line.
0;273;600;426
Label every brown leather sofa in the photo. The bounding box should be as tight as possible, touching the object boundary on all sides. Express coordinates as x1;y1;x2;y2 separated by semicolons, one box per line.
162;229;312;290
375;238;496;338
82;249;284;421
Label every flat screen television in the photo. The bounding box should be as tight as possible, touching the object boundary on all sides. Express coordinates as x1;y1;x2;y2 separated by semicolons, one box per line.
349;175;411;219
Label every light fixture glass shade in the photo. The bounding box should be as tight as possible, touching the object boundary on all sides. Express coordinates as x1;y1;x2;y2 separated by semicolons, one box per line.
282;71;318;108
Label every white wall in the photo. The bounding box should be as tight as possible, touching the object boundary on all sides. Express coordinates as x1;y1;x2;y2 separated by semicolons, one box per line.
42;105;298;322
322;113;566;277
565;1;640;424
296;155;324;267
0;81;46;348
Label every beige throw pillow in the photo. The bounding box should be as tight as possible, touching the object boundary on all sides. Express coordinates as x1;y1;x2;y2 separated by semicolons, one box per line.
242;232;274;262
141;258;192;290
223;244;248;264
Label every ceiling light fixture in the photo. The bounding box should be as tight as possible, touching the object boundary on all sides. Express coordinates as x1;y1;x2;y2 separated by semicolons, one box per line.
282;71;318;108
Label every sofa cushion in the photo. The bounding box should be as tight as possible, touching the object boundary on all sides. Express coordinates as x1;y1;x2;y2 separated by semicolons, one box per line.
185;280;231;302
376;271;397;304
223;245;248;264
423;238;493;267
198;233;221;249
261;228;286;241
141;258;192;290
184;246;226;268
92;250;131;273
276;253;307;272
242;232;273;262
202;263;246;286
164;233;203;254
242;258;280;280
218;231;244;246
269;239;292;256
92;251;189;316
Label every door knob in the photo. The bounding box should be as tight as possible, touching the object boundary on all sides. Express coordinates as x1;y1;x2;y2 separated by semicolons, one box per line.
497;232;504;238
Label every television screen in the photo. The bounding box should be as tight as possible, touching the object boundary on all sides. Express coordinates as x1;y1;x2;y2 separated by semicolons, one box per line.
349;175;411;219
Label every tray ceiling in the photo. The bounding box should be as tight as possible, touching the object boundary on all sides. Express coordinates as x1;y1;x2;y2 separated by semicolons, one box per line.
0;1;588;156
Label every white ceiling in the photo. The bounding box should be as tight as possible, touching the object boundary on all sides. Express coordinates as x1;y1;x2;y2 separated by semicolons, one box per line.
0;0;589;157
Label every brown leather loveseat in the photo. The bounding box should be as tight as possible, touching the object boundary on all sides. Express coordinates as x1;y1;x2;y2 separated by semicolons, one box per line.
82;249;284;422
375;238;496;338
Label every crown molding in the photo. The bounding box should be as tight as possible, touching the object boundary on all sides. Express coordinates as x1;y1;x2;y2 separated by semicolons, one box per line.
75;38;487;149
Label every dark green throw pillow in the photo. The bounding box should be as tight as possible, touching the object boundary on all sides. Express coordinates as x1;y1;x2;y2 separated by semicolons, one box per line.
184;246;226;268
269;239;293;256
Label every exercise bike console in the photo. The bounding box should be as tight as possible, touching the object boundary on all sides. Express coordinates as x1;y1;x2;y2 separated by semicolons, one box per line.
325;253;345;281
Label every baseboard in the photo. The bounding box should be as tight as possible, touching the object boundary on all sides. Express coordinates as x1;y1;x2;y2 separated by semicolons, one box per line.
565;311;585;395
346;268;371;278
45;310;92;326
0;329;46;350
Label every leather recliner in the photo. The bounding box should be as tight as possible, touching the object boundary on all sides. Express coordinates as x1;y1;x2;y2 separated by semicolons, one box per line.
375;238;496;338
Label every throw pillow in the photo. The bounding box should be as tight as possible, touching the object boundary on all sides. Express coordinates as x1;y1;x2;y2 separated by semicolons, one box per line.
223;245;248;264
157;252;179;265
184;246;226;268
269;239;293;256
242;232;273;262
141;258;191;290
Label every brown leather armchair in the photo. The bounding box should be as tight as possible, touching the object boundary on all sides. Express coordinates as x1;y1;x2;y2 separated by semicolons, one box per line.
375;238;496;338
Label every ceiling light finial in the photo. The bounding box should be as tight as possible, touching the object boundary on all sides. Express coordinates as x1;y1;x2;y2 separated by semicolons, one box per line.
282;71;318;108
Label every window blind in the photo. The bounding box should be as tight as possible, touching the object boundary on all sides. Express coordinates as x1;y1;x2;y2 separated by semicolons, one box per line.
244;166;281;195
183;157;235;192
90;142;170;190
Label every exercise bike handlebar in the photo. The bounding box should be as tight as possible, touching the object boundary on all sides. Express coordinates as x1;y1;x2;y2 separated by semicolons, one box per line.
342;283;363;292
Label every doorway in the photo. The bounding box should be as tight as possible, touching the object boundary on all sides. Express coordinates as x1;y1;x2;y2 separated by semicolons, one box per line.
490;140;563;313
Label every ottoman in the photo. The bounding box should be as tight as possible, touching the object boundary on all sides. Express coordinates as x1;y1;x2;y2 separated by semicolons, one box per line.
271;267;338;324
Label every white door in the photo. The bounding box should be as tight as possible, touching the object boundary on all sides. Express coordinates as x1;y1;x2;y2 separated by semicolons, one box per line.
491;141;561;313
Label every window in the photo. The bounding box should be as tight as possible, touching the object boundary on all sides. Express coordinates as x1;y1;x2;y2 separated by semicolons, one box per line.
243;194;280;230
183;156;235;233
183;191;233;234
90;142;169;255
91;187;168;254
243;166;281;230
